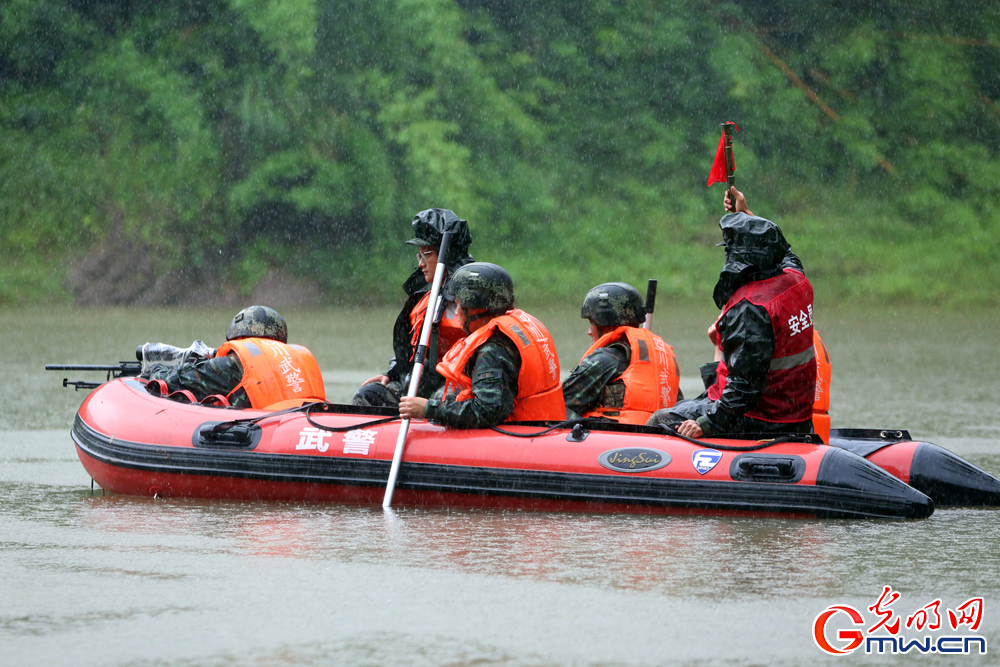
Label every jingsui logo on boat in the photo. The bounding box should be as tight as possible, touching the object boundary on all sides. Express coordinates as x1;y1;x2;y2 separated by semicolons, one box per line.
813;586;987;656
598;448;671;473
691;449;721;474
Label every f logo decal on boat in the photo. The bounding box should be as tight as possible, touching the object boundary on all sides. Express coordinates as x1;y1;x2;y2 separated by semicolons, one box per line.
692;449;722;474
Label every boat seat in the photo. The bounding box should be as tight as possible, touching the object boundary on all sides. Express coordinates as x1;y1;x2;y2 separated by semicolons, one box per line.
200;394;231;407
143;379;198;404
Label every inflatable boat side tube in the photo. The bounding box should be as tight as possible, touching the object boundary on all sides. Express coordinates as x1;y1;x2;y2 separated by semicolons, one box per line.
815;446;933;519
830;428;1000;507
910;442;1000;506
72;416;933;520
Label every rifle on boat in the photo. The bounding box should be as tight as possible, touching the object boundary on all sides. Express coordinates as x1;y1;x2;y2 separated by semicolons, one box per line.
642;279;657;330
45;361;142;391
47;342;215;390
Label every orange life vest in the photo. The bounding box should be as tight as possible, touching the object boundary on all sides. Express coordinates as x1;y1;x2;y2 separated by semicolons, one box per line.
813;330;832;443
436;309;565;422
216;338;325;409
408;291;465;362
579;326;680;425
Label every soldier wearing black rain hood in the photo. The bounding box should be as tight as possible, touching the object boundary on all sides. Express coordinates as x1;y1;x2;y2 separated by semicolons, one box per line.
352;208;474;408
647;187;817;438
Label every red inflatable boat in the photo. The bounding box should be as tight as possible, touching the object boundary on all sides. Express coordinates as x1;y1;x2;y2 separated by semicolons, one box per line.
65;378;942;519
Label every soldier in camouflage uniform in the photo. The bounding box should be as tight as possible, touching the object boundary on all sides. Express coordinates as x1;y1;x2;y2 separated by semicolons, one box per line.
399;263;564;428
563;283;681;423
424;339;521;428
142;305;289;408
352;208;474;408
562;283;642;418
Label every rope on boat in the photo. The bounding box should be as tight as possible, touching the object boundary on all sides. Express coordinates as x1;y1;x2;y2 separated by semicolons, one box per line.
491;419;590;438
204;402;319;431
204;401;400;435
204;403;817;449
490;419;815;453
655;424;817;451
304;408;399;433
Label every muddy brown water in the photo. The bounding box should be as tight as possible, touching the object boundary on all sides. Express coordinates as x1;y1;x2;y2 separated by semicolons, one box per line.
2;304;999;666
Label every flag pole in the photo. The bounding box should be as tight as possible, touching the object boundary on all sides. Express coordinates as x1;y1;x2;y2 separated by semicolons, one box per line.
722;122;736;190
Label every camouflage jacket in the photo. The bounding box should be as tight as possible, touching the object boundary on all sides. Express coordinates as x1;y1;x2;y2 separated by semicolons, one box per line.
424;331;520;429
562;343;630;418
146;354;250;408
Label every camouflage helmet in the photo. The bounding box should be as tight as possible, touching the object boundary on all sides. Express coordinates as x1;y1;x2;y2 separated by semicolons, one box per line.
226;305;288;343
445;262;514;314
581;282;646;328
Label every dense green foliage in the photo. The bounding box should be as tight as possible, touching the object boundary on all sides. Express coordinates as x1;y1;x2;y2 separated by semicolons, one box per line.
2;0;998;306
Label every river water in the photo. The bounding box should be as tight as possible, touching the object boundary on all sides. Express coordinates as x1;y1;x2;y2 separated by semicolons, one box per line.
2;304;999;666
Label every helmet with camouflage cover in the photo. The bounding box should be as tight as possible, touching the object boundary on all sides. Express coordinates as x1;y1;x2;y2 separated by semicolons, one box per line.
581;282;645;328
226;305;288;344
445;262;515;315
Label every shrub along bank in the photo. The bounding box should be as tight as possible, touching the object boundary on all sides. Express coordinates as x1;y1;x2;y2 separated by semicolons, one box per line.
2;1;998;306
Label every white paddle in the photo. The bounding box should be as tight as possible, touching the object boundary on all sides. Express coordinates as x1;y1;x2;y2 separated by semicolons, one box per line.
382;232;453;509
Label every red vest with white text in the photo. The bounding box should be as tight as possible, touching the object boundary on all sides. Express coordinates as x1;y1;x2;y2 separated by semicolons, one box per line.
579;326;680;425
707;269;816;423
216;338;325;409
436;309;564;422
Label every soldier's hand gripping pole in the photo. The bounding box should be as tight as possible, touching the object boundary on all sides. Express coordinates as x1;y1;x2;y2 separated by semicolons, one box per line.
383;231;453;509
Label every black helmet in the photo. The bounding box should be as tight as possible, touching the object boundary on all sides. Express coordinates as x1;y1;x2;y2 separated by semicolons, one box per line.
581;282;645;328
445;262;515;314
226;305;288;343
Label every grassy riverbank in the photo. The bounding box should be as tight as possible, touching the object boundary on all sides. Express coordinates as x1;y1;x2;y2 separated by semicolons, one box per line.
3;1;998;307
5;186;995;308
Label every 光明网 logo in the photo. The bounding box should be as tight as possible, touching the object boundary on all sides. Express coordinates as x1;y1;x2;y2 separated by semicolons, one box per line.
813;587;986;656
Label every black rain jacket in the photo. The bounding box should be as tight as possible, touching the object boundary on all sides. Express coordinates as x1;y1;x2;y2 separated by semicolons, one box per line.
386;209;475;397
698;212;811;436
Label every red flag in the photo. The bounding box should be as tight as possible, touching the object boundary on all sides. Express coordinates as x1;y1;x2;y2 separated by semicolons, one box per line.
707;122;739;186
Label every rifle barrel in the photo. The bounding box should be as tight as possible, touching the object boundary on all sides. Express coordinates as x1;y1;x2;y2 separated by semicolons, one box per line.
45;364;138;372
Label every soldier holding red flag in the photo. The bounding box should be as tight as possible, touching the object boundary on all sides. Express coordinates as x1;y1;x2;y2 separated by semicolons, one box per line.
647;187;817;438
